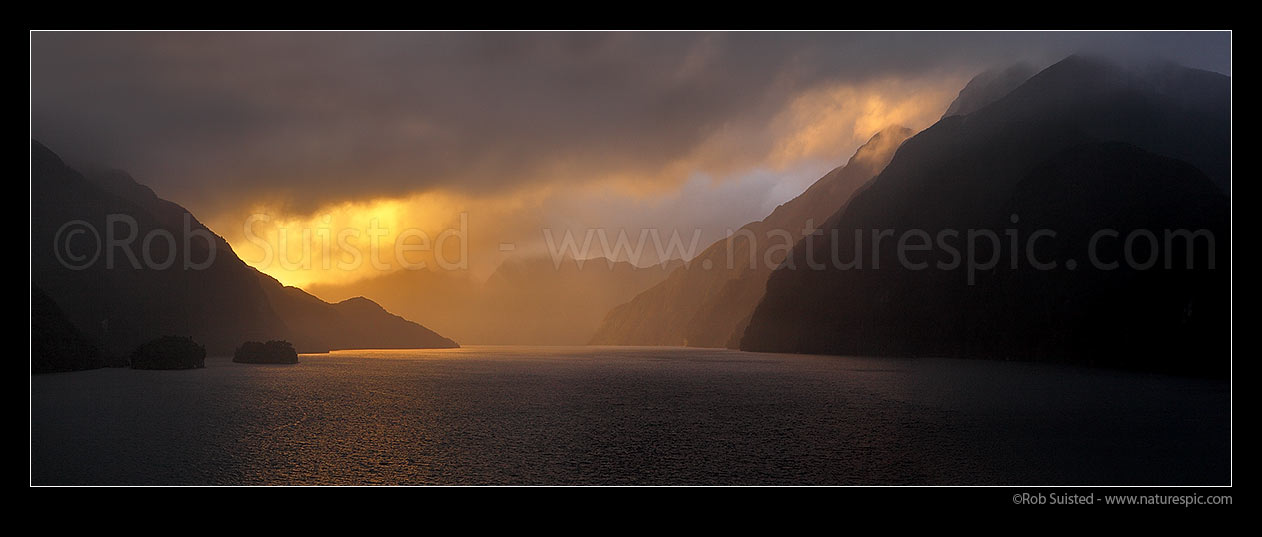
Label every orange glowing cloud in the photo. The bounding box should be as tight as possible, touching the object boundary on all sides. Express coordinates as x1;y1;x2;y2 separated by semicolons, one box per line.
213;75;966;289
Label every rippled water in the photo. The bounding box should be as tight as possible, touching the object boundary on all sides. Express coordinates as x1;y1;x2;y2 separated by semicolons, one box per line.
30;346;1230;485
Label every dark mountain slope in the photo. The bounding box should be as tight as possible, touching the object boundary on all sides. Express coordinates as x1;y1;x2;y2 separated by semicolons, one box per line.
741;56;1230;376
31;141;287;355
31;285;104;373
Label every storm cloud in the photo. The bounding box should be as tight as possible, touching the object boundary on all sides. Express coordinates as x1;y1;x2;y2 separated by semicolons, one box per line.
31;32;1229;208
30;31;1231;284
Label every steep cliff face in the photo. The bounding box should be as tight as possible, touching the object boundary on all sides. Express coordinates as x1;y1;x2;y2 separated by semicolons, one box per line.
741;56;1230;376
590;125;914;348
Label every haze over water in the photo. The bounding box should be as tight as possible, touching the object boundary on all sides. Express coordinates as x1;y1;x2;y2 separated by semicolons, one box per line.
31;347;1229;485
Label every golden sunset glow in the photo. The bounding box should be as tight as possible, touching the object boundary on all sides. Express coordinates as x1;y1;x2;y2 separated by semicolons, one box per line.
217;78;964;290
221;193;473;288
768;77;966;166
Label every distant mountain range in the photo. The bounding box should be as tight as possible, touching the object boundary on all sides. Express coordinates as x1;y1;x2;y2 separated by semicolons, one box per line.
740;56;1230;376
310;255;680;345
31;142;454;371
590;125;914;348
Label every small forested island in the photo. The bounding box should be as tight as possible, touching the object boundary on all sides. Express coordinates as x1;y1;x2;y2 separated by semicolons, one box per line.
234;340;299;364
130;336;206;370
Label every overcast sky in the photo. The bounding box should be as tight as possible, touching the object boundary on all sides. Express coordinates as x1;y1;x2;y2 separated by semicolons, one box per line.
30;31;1231;285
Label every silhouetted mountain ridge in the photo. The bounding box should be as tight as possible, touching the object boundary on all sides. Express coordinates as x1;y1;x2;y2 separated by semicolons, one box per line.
254;272;456;352
31;141;456;363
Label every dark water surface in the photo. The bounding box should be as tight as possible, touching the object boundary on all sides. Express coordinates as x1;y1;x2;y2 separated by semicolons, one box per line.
31;346;1230;485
